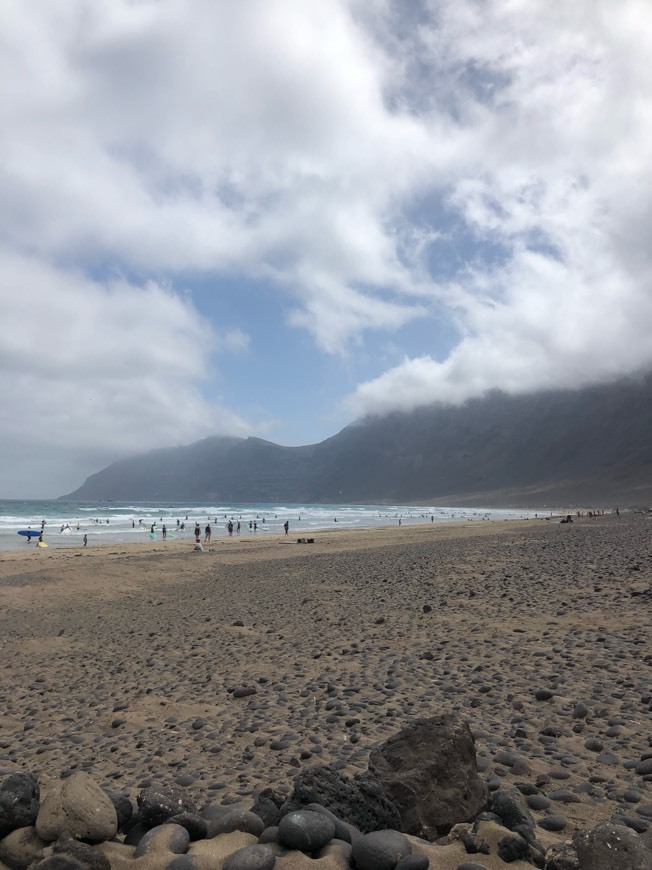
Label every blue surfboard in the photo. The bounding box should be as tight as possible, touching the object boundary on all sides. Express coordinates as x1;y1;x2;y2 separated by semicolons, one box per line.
18;530;43;537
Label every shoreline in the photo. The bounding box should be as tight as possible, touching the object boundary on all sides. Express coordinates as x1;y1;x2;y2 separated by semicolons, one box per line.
1;512;650;859
0;512;564;557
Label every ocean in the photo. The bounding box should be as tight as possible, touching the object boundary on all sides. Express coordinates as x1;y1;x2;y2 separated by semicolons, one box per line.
0;499;542;552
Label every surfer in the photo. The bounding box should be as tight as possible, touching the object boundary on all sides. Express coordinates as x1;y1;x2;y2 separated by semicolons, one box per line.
27;528;32;542
162;525;167;540
83;534;87;547
204;524;211;542
284;520;289;536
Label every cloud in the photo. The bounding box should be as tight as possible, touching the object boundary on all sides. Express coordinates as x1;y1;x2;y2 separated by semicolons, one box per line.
2;0;652;495
345;0;652;415
0;253;250;496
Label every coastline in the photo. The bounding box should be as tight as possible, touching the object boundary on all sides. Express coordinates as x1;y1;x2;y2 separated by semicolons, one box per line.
1;512;650;861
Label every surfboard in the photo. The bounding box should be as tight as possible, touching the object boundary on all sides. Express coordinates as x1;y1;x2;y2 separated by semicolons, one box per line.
37;542;48;548
18;530;42;537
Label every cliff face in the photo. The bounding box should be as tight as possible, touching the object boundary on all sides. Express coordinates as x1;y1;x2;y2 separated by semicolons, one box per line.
61;375;652;506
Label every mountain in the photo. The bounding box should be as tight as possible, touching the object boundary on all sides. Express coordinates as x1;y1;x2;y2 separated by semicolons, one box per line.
61;375;652;506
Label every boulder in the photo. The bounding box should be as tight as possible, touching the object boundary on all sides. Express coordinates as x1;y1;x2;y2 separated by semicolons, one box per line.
367;714;488;838
136;785;197;829
280;765;401;834
0;770;40;838
35;773;117;843
573;822;652;870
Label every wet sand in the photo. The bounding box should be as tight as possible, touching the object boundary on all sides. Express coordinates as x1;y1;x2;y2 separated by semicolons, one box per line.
1;513;650;852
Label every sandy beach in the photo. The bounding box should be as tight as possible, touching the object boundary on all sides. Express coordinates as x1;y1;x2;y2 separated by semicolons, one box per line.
1;513;650;866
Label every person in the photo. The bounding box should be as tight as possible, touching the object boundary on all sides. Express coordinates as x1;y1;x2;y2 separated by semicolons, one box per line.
194;540;203;553
227;520;233;536
237;521;241;534
150;523;156;534
284;520;289;536
162;525;167;540
83;534;88;547
27;527;32;542
194;522;201;541
204;523;212;542
38;531;43;544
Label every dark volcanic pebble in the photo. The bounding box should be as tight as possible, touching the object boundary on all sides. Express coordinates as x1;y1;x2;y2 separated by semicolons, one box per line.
538;815;568;832
137;787;197;828
395;854;429;869
222;844;277;870
351;830;412;870
277;810;336;852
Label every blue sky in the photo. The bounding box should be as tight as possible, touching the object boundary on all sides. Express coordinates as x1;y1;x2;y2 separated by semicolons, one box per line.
2;0;652;497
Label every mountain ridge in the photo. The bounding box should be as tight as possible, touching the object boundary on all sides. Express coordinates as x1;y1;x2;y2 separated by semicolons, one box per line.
61;375;652;507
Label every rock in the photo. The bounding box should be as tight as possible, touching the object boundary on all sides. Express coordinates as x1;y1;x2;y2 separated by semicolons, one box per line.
102;790;132;832
544;842;580;870
490;789;535;833
134;824;190;858
573;822;652;869
222;843;276;870
0;824;48;869
137;786;197;828
34;833;110;870
350;830;411;870
0;771;40;838
167;813;208;841
395;854;429;869
249;789;285;828
277;810;335;852
367;714;488;838
302;803;356;843
280;765;401;834
35;773;117;843
211;810;265;838
538;815;568;832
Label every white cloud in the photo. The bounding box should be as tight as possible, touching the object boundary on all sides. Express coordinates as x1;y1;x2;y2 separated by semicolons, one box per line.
0;253;250;496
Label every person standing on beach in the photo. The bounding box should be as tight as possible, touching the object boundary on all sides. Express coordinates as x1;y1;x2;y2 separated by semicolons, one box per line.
162;525;167;540
204;523;211;542
284;520;289;536
83;534;87;547
194;522;201;541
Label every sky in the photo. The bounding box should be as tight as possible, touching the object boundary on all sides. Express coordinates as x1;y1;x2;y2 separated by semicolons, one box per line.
2;0;652;498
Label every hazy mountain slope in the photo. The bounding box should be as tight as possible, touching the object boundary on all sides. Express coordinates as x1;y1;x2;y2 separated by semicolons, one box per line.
62;375;652;505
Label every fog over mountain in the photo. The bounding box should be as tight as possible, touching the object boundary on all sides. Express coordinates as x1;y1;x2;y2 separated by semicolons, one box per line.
62;376;652;507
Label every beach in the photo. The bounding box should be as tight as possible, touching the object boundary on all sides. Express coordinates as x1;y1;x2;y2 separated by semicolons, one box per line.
1;513;650;866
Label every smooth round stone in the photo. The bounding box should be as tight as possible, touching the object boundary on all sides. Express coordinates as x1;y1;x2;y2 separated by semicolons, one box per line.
623;789;642;803
584;739;604;752
526;794;552;810
223;844;276;870
538;815;567;832
278;811;335;852
635;758;652;776
395;854;429;869
213;811;265;837
134;824;190;858
535;690;554;701
351;830;411;870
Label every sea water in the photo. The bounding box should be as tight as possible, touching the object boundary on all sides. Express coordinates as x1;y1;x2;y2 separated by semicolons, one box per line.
0;499;541;552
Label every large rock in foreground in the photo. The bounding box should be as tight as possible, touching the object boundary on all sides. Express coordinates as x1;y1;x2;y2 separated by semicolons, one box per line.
35;772;118;843
367;713;488;838
280;765;401;833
